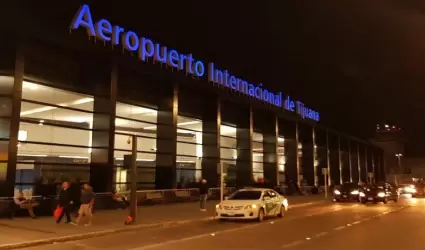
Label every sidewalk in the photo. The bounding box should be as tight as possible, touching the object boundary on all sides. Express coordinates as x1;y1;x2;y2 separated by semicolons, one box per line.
0;194;326;249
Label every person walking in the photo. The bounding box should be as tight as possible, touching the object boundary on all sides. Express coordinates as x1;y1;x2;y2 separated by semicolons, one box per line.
199;179;208;212
56;182;73;224
75;184;95;226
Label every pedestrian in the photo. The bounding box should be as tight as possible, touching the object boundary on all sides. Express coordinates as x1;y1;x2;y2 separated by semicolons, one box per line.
75;184;95;226
56;182;73;224
70;179;82;217
199;179;208;212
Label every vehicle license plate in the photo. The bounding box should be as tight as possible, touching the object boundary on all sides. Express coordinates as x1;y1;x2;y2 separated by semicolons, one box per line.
368;198;373;201
227;213;235;216
343;195;347;198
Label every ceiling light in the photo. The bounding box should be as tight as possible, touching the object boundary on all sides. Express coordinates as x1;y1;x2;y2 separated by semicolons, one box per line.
58;156;89;159
144;121;200;130
115;157;155;162
17;154;48;157
177;121;200;126
20;97;94;116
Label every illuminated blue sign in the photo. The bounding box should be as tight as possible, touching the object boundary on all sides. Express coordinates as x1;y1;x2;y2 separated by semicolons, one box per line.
70;4;319;122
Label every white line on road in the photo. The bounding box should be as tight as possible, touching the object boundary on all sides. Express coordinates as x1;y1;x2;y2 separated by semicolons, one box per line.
315;232;328;237
281;240;303;248
334;226;345;231
129;224;260;250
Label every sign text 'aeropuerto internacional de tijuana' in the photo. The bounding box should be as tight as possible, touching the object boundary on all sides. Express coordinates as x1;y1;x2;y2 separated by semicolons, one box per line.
69;4;320;122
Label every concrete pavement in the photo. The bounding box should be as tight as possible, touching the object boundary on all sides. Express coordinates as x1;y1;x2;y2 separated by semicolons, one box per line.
14;196;421;250
0;194;325;249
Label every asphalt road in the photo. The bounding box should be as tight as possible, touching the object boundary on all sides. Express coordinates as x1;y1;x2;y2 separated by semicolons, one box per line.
19;196;424;250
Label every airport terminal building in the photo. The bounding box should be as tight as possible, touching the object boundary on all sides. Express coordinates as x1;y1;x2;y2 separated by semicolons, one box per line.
0;3;384;196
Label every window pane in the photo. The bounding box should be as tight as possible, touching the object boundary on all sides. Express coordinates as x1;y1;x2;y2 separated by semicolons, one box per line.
115;118;156;137
22;82;94;112
220;125;236;137
220;136;236;148
20;102;93;129
17;143;91;159
19;122;90;147
253;132;263;143
116;102;157;124
253;162;263;173
177;169;201;184
278;137;284;147
0;119;11;139
253;141;263;152
0;76;14;95
177;155;201;169
220;148;236;160
0;97;12;117
253;152;263;163
114;134;157;153
114;150;156;162
177;116;202;132
177;142;202;157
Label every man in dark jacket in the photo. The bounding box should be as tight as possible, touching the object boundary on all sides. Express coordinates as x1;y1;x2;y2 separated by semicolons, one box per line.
199;179;208;211
56;182;73;224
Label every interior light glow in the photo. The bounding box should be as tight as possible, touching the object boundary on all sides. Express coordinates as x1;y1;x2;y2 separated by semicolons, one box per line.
144;121;201;130
20;97;94;116
58;156;89;159
18;130;27;141
115;157;155;162
22;81;38;90
17;154;48;157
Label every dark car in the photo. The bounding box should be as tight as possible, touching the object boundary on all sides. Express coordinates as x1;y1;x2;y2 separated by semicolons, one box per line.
333;182;361;202
412;183;425;198
359;183;399;204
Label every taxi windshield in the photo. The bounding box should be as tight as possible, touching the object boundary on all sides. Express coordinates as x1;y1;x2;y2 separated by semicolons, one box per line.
228;190;262;200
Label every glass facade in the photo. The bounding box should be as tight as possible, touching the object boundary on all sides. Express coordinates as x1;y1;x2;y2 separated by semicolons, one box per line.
0;33;385;197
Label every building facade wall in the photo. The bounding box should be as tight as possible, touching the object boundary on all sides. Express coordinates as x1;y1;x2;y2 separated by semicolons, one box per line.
0;4;385;196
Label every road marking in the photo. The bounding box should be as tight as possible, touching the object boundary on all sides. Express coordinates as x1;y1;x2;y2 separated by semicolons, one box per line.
315;232;328;237
129;224;260;250
334;226;345;231
281;240;303;248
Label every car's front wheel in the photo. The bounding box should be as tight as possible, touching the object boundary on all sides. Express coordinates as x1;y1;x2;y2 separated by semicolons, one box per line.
257;208;265;222
278;205;285;218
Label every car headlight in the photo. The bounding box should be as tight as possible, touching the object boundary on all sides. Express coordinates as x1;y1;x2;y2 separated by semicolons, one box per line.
377;192;385;198
334;190;341;195
215;204;222;209
245;204;257;209
351;190;359;195
405;187;416;193
283;199;288;208
359;192;365;197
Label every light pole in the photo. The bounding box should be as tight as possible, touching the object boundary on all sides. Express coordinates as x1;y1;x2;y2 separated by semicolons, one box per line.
127;135;138;224
396;153;403;173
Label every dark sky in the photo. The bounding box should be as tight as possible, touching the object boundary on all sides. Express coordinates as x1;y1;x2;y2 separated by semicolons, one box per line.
23;0;425;156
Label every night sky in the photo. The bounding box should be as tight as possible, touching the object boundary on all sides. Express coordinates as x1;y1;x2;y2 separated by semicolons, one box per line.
22;0;425;156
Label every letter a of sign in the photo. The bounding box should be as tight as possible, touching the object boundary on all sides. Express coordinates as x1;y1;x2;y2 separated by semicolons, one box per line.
70;4;96;36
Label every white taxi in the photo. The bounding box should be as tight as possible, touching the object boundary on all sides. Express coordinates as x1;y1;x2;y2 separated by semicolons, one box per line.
215;188;289;222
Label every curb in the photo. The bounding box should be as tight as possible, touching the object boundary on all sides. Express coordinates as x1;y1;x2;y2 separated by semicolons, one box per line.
0;199;325;250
